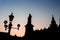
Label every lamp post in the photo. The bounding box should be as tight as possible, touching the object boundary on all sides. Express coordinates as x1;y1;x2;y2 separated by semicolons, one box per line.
4;20;8;30
3;12;20;35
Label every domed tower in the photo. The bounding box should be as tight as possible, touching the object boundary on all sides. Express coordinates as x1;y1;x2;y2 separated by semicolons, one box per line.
50;15;57;28
49;15;57;32
25;14;34;36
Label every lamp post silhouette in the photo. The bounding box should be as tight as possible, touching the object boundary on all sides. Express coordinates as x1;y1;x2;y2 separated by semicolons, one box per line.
3;12;20;35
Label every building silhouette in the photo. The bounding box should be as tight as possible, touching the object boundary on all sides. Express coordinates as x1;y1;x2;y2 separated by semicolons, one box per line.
48;15;58;32
58;19;60;32
0;13;60;40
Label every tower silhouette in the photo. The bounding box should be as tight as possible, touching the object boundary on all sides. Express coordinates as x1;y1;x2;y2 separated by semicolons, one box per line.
48;15;57;32
1;13;60;40
25;14;34;37
58;19;60;32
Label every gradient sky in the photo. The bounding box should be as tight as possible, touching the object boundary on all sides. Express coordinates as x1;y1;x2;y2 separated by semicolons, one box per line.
0;0;60;37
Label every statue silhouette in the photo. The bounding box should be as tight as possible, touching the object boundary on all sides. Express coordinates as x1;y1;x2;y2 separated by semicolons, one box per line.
24;14;34;40
1;13;60;40
28;14;32;24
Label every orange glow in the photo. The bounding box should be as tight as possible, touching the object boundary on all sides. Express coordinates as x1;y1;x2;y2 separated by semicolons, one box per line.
10;26;25;37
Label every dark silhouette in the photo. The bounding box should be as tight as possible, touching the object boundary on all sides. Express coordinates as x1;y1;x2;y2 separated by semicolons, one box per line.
0;13;60;40
17;24;20;30
48;15;58;32
9;12;14;21
58;19;60;32
25;14;34;36
3;12;20;35
8;22;12;34
4;20;8;30
24;14;34;40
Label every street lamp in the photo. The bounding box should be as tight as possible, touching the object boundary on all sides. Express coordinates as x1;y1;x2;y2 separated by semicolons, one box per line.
4;20;8;30
3;12;20;35
17;24;20;30
9;12;14;22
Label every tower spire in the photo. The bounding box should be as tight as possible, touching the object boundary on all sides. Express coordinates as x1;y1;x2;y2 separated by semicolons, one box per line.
51;14;55;24
52;14;54;20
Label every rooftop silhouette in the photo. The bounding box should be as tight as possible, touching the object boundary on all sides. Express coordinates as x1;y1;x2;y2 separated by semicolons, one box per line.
0;13;60;40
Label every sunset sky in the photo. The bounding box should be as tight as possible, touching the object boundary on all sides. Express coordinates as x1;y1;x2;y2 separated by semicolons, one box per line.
0;0;60;37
